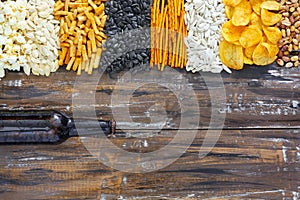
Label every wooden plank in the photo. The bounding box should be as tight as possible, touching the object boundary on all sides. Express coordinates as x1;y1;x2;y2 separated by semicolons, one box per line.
0;65;299;129
0;129;299;199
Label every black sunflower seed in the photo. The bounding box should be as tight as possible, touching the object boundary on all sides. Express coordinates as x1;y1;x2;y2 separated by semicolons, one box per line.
101;0;151;74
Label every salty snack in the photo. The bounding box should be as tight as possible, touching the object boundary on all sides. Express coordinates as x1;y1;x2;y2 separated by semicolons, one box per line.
151;0;187;71
26;0;60;76
239;26;262;48
0;0;59;78
0;0;27;78
54;0;107;75
231;0;252;26
103;0;151;74
263;26;282;44
219;40;244;70
276;0;300;68
221;21;245;43
261;8;281;26
220;0;282;70
184;0;229;73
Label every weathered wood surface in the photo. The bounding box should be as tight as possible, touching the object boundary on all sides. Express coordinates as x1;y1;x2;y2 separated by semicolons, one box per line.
0;130;299;199
0;65;299;129
0;64;299;199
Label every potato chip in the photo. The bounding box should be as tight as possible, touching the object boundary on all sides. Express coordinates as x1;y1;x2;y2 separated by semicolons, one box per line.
261;1;280;11
261;8;281;26
220;40;244;70
239;25;262;48
225;6;234;19
244;56;253;65
232;0;252;26
250;12;262;29
244;45;256;59
261;35;268;42
262;26;282;44
222;21;245;42
253;43;276;65
262;42;279;57
223;0;242;7
268;56;277;64
233;40;241;45
220;0;281;69
250;0;263;15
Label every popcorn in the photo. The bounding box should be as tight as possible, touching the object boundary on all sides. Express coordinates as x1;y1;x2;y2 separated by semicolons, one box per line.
0;14;5;23
11;62;21;71
4;25;13;36
23;63;30;75
15;35;26;44
12;45;21;53
8;16;17;25
0;0;27;78
0;0;60;79
0;35;6;45
3;5;13;15
19;56;27;64
7;55;17;65
0;68;4;78
22;43;32;54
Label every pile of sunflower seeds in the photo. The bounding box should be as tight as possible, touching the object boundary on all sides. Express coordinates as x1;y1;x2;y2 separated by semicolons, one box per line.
102;0;151;74
184;0;230;73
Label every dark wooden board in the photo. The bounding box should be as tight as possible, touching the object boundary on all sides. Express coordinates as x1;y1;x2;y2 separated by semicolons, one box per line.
0;65;299;199
0;129;299;199
0;65;299;129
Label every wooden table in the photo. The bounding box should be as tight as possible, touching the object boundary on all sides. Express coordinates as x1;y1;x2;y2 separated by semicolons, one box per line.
0;65;299;199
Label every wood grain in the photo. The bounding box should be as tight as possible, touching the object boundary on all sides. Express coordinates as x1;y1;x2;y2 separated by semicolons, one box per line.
0;64;299;199
0;64;299;129
0;129;299;199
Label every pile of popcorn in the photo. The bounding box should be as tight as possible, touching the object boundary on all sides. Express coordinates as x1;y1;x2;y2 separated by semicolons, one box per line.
0;0;60;79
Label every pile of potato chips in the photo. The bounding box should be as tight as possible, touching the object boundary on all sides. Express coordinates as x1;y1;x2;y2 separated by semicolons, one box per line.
220;0;282;70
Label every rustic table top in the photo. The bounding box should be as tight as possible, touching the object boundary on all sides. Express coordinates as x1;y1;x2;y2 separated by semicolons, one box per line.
0;64;299;199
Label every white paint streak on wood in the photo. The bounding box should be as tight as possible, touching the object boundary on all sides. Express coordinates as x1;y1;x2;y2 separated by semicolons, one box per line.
203;189;285;199
282;145;289;163
18;156;54;161
3;79;22;87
